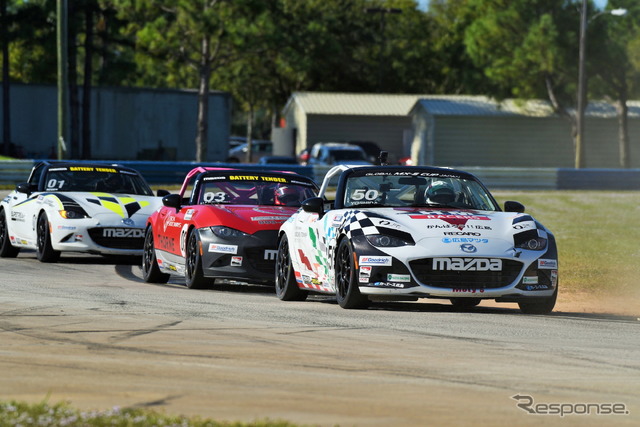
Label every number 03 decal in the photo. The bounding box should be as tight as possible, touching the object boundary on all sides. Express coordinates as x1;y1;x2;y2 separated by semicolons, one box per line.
203;192;227;203
351;189;379;201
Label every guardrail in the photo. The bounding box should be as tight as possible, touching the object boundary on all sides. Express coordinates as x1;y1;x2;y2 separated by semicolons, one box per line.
1;160;639;190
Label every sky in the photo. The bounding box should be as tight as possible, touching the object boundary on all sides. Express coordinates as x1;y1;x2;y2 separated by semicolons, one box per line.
417;0;609;12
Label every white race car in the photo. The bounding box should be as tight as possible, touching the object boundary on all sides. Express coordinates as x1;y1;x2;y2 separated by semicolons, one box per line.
276;164;558;314
0;161;164;262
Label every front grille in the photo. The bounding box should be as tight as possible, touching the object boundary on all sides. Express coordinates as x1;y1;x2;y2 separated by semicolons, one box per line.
409;258;523;289
245;247;277;274
87;228;145;249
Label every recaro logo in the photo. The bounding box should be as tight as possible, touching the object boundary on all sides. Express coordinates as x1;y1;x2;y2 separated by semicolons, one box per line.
103;228;145;238
432;257;502;271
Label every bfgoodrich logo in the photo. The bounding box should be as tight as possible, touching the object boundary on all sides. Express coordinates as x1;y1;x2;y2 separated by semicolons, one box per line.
511;394;629;417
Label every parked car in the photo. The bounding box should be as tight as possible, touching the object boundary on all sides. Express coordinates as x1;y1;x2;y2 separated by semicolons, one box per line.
142;167;318;288
275;163;558;314
306;142;373;166
257;156;298;165
345;140;383;164
0;161;164;262
226;140;273;163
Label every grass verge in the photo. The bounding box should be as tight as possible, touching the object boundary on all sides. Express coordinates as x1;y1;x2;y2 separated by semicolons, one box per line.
0;400;301;427
493;190;640;298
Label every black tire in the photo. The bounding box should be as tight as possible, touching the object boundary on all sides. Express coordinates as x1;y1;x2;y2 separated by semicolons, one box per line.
36;212;60;263
185;227;209;289
0;208;20;258
335;238;369;309
518;288;558;315
449;298;481;310
275;235;307;301
142;227;170;283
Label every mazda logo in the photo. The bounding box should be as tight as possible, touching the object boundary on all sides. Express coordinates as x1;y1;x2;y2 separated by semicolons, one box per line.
460;243;477;253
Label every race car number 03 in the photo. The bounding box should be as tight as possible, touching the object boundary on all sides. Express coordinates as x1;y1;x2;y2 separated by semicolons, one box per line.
203;192;227;203
351;189;379;201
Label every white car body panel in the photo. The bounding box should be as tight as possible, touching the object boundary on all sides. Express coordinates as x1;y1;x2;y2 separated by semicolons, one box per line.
3;190;161;255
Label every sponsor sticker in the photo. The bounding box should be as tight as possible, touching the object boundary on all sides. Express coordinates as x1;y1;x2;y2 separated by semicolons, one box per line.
360;266;372;277
359;266;372;283
451;288;485;293
551;270;558;286
184;209;195;221
251;216;289;222
538;259;558;269
442;238;488;244
371;282;405;288
522;276;538;285
525;284;550;291
359;256;393;266
231;256;243;266
387;274;410;282
208;243;238;254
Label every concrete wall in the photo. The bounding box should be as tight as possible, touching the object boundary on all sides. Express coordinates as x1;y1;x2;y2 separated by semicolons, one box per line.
1;83;231;162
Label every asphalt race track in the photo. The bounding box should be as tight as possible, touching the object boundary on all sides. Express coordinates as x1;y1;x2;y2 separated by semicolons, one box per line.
0;251;638;427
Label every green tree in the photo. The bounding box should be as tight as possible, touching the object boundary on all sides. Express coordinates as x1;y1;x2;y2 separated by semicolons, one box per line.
462;0;581;157
113;0;252;162
589;0;640;168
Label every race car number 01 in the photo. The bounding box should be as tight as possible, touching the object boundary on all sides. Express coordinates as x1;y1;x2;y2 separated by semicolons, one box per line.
351;189;379;201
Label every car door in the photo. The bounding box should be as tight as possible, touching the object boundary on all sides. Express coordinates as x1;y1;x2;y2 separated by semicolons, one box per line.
7;166;46;246
155;203;192;265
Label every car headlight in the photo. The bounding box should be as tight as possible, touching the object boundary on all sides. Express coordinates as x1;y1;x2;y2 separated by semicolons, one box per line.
515;237;547;251
58;208;89;219
210;226;249;239
365;234;414;247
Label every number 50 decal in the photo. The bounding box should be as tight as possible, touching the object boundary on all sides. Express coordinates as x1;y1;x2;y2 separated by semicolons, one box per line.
351;189;379;201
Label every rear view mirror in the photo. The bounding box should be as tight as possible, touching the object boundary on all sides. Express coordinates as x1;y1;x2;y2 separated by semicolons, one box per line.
504;200;525;213
302;197;325;216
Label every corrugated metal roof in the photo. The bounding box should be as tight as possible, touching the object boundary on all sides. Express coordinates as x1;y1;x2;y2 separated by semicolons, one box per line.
415;97;554;117
286;91;640;118
416;97;640;118
289;92;427;116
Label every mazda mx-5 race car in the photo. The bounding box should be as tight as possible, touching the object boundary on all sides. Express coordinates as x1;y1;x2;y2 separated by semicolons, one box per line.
0;161;164;262
275;164;559;314
142;167;318;289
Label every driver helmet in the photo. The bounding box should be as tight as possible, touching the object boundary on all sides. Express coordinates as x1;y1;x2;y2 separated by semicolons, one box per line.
274;185;301;206
425;180;456;204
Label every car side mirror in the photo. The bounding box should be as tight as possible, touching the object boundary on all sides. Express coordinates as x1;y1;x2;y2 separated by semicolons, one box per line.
156;189;170;197
504;200;525;213
162;193;182;211
16;182;31;195
302;197;325;216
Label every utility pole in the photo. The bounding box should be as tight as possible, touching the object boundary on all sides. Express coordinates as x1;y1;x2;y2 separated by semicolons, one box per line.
57;0;68;160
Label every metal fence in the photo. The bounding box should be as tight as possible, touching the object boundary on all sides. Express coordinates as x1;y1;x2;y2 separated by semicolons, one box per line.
1;160;639;190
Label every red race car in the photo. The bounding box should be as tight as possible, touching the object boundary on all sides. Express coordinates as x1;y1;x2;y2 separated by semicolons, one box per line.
142;167;318;288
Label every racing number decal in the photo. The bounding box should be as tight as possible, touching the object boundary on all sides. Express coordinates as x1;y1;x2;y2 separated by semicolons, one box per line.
202;192;228;203
179;224;190;257
46;179;65;190
351;189;379;201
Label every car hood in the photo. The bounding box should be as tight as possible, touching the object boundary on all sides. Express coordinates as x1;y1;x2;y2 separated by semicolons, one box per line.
335;207;546;250
42;191;162;222
194;204;298;234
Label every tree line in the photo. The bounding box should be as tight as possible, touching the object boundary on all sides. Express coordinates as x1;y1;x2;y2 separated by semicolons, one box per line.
1;0;639;166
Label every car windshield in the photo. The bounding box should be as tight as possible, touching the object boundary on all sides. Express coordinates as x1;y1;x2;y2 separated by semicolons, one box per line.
343;171;498;211
44;166;154;196
197;173;317;207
